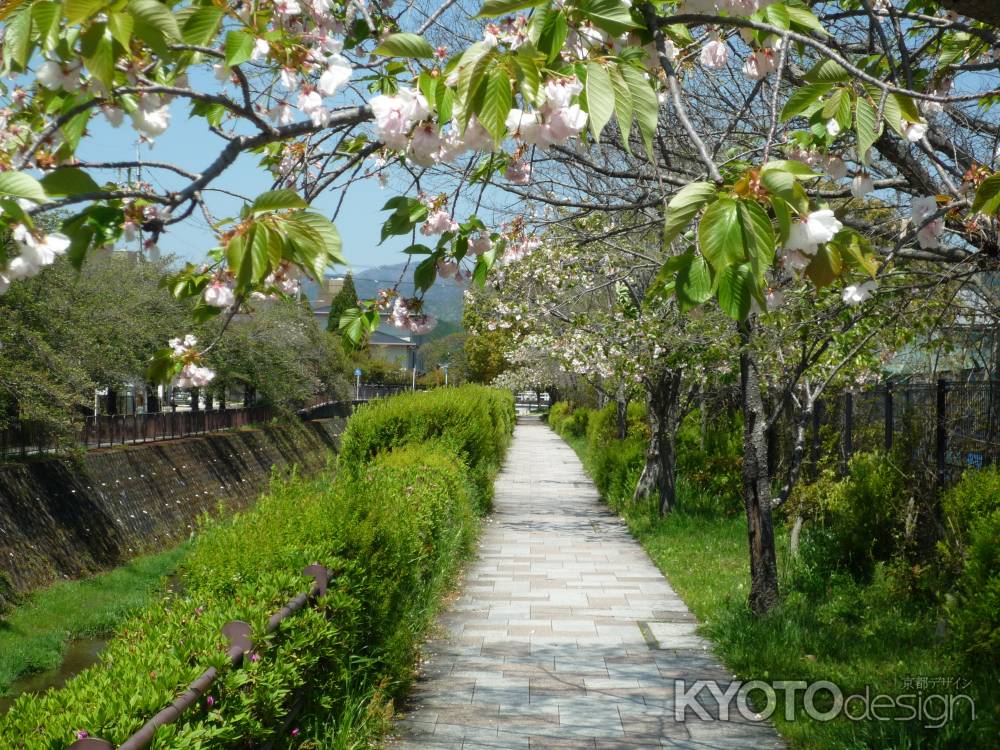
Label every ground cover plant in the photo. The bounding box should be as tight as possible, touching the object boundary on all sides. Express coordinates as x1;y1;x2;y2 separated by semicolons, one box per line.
0;545;187;695
0;386;514;749
550;402;999;749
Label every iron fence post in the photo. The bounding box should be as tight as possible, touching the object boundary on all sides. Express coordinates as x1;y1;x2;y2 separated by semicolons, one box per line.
884;383;894;452
843;390;853;473
936;378;948;485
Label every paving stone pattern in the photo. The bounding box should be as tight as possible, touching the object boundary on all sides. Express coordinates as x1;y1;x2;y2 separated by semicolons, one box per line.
390;418;785;749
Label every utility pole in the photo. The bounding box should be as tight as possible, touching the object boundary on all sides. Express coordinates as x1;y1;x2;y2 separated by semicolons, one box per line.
442;363;449;386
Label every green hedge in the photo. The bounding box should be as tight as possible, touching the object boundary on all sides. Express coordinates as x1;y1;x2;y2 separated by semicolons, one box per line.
339;385;514;511
0;387;512;749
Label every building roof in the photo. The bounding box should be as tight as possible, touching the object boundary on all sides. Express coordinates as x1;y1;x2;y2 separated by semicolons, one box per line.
370;329;417;347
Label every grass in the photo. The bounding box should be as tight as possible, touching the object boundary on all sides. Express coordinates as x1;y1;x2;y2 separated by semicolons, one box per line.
559;430;996;750
0;544;187;694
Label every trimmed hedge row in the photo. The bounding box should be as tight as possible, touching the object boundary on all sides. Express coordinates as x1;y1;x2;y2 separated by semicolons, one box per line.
0;385;514;749
340;385;515;511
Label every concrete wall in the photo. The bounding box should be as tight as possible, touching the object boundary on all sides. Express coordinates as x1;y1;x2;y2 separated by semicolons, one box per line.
0;419;344;601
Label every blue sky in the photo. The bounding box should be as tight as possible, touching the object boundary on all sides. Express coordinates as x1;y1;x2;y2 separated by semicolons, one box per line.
79;105;421;274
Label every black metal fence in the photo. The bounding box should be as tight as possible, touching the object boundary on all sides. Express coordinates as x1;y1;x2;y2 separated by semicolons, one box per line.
768;379;1000;487
0;405;274;457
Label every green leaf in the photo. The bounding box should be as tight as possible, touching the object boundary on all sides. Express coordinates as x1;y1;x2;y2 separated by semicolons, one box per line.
676;252;713;308
107;12;134;47
128;0;181;41
375;32;435;59
854;96;880;162
771;196;791;243
478;67;512;144
225;234;244;278
64;0;104;24
182;6;222;46
803;59;850;83
780;83;832;121
32;2;61;51
786;5;828;35
821;88;845;121
716;262;755;320
40;167;101;196
892;93;921;123
764;3;789;29
972;174;1000;215
585;61;614;142
578;0;640;36
805;244;842;288
3;7;32;70
414;257;437;291
533;8;567;64
250;189;308;214
82;28;114;88
762;159;819;178
760;168;795;201
738;199;776;274
453;42;495;129
621;65;658;160
403;243;433;255
224;30;254;66
836;229;879;277
296;211;345;265
477;0;545;16
512;47;541;105
698;198;743;272
0;172;48;203
609;65;633;153
662;181;716;247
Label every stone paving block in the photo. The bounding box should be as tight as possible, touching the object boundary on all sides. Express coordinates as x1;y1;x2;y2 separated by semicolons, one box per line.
393;420;784;750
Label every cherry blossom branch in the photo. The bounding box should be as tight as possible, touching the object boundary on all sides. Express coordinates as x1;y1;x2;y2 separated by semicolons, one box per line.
660;12;1000;103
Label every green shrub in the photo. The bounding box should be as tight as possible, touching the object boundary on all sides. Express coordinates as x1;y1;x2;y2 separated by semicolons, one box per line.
548;401;572;433
339;385;514;511
589;436;646;507
0;390;510;749
948;508;1000;670
560;407;590;438
794;453;907;582
941;465;1000;555
676;409;742;505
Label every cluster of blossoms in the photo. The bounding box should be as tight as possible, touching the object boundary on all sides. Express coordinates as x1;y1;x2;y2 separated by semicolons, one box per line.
385;294;438;334
372;90;494;166
422;210;459;236
497;218;542;263
781;209;843;271
506;77;588;151
265;262;302;296
0;224;70;295
911;196;945;249
842;280;877;305
369;74;588;167
787;146;848;181
168;335;216;388
483;16;529;49
203;272;236;308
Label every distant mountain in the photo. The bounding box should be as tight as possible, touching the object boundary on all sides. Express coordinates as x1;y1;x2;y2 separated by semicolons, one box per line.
305;261;468;323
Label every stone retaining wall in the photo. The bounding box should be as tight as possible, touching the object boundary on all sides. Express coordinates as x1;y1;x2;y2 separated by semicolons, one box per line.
0;418;344;601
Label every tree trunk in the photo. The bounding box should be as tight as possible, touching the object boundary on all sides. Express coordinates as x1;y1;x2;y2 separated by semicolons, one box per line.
615;387;628;440
738;320;780;615
633;369;683;515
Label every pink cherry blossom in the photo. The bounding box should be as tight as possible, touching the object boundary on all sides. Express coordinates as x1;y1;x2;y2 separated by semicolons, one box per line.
421;210;459;236
700;39;729;69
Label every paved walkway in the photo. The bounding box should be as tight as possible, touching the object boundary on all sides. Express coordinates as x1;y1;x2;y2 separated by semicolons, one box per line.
391;418;785;749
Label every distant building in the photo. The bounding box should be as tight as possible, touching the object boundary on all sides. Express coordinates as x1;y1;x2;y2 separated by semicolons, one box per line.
369;322;421;369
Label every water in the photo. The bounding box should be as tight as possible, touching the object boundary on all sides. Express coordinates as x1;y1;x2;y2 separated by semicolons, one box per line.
0;636;108;715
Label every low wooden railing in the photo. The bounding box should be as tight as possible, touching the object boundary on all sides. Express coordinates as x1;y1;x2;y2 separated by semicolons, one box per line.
67;564;331;750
